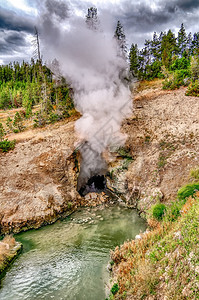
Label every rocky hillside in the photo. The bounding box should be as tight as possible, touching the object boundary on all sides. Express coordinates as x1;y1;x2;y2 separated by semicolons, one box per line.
110;84;199;215
0;83;198;233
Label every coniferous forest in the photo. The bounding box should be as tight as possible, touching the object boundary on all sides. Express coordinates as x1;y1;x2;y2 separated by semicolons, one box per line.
0;22;199;138
0;59;75;124
129;23;199;93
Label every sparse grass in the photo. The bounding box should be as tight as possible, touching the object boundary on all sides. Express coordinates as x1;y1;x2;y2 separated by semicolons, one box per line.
190;167;199;180
157;152;167;168
109;187;199;299
157;140;177;169
117;147;133;160
136;79;163;92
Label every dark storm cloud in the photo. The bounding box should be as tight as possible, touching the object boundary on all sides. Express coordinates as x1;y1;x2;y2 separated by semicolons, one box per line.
0;30;28;55
166;0;199;11
110;0;199;46
0;6;36;62
119;3;171;33
0;6;34;33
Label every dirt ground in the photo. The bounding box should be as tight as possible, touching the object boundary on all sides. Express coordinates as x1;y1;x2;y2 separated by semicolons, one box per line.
0;84;198;232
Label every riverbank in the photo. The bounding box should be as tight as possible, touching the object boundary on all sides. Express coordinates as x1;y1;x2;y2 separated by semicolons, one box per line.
0;236;22;280
108;190;199;299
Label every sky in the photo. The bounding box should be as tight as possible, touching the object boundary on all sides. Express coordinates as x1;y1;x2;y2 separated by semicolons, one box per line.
1;0;199;64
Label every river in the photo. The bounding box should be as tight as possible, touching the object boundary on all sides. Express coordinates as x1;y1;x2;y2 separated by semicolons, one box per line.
0;205;146;300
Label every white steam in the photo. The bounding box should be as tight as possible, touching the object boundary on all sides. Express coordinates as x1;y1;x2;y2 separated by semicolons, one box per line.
37;0;132;189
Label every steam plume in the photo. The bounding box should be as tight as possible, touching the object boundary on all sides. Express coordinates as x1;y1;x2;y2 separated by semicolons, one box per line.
38;0;132;193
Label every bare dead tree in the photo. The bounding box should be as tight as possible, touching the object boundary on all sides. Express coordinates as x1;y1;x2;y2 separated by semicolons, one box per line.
32;26;41;62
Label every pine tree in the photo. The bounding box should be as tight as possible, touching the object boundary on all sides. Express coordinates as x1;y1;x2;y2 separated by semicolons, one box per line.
129;43;139;76
178;23;187;56
187;32;192;55
85;7;100;31
161;29;177;69
13;112;24;132
151;32;162;61
143;39;151;65
6;117;13;133
114;20;127;58
191;32;199;55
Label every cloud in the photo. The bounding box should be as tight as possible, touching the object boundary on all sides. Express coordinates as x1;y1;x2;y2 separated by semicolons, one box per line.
0;5;35;63
109;0;199;46
0;30;28;54
1;0;199;63
166;0;199;12
0;6;35;33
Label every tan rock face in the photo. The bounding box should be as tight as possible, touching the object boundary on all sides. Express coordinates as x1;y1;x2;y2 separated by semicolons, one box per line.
0;121;83;233
122;87;199;212
0;120;111;234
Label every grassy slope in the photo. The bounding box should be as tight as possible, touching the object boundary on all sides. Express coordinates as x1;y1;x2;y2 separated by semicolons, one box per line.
109;193;199;300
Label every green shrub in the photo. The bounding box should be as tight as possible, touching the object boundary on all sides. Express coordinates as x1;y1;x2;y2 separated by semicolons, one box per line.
0;122;5;141
111;283;119;295
190;55;199;81
0;139;16;152
6;117;13;132
13;112;25;132
33;112;47;128
170;57;190;71
152;203;166;220
117;147;132;160
186;80;199;96
48;112;60;123
163;69;191;90
177;182;199;201
166;201;182;222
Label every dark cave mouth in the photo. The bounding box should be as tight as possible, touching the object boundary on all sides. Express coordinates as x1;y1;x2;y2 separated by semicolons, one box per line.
78;175;107;197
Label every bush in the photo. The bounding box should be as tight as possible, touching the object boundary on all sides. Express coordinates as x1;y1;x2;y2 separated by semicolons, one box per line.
166;201;182;221
0;122;5;141
48;112;60;123
33;112;47;128
13;112;25;132
186;80;199;96
6;117;13;132
111;283;119;295
177;182;199;201
190;55;199;81
0;139;16;152
163;69;191;90
170;57;190;71
152;203;166;220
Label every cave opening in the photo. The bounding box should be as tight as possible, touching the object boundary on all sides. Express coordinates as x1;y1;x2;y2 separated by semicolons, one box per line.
78;175;107;197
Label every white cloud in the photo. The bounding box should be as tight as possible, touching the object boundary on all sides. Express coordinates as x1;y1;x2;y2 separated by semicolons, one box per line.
5;0;37;15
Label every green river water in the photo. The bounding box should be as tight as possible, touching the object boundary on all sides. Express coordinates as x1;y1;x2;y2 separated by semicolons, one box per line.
0;206;146;300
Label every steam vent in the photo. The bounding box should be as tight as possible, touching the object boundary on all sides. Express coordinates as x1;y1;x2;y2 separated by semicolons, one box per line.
76;141;107;197
78;175;107;197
